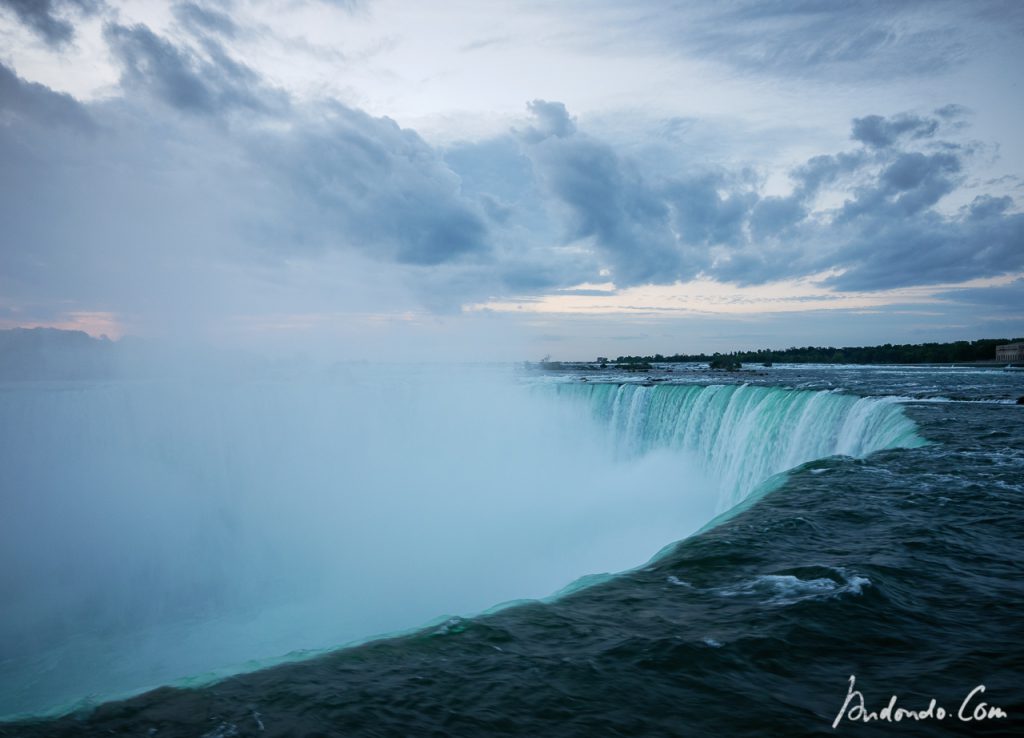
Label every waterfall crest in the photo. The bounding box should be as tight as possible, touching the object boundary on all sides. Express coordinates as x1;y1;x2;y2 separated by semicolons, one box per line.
553;382;924;511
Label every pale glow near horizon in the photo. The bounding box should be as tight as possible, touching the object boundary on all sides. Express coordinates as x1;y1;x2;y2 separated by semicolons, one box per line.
467;273;1024;317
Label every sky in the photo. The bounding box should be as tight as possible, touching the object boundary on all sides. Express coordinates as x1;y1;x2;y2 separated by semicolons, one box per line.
0;0;1022;360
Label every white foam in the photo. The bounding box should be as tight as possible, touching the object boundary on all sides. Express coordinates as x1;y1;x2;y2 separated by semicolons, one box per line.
713;568;870;605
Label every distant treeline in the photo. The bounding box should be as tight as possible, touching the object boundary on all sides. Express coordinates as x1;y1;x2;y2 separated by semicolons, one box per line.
613;338;1024;365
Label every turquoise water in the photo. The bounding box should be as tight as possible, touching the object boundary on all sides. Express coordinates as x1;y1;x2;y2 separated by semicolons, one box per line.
3;364;1023;735
552;382;923;511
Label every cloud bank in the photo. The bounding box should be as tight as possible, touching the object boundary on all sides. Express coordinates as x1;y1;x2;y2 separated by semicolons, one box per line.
0;0;1020;351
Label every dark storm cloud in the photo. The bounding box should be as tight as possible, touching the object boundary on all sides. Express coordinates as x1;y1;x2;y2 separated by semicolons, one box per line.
0;0;102;47
838;151;963;221
881;152;959;192
109;16;495;273
966;194;1013;220
443;137;543;232
850;113;939;149
664;174;754;248
791;153;865;196
442;135;603;293
518;100;576;143
0;61;92;129
104;22;287;115
747;194;804;240
252;104;489;266
504;104;1022;293
763;118;1018;290
0;19;494;327
172;2;238;39
826;199;1024;291
522;117;684;285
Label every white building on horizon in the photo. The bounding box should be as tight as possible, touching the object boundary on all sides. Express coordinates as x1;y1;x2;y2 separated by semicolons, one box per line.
995;342;1024;363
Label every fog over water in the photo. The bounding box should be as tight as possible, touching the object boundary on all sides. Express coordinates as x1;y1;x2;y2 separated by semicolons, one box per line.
0;362;720;717
0;337;928;719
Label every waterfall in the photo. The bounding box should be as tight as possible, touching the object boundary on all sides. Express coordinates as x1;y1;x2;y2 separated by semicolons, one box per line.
0;372;923;719
552;382;924;512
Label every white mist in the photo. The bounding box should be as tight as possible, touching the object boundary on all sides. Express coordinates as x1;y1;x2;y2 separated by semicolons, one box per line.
0;365;716;718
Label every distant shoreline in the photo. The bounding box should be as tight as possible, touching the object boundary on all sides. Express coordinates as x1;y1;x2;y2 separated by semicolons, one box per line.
534;360;1021;369
565;338;1024;368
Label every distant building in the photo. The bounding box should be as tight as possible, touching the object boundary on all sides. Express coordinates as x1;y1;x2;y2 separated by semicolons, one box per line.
996;342;1024;363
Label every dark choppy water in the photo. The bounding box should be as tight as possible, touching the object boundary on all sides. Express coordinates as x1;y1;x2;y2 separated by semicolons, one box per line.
4;365;1023;736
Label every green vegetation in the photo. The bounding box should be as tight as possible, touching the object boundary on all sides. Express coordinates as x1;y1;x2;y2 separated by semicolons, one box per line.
709;357;742;371
614;338;1024;366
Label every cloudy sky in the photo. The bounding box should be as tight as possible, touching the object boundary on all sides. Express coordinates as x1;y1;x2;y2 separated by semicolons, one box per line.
1;0;1022;360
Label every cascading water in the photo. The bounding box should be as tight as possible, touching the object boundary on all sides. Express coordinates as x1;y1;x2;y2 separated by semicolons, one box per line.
553;382;925;512
0;371;924;720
